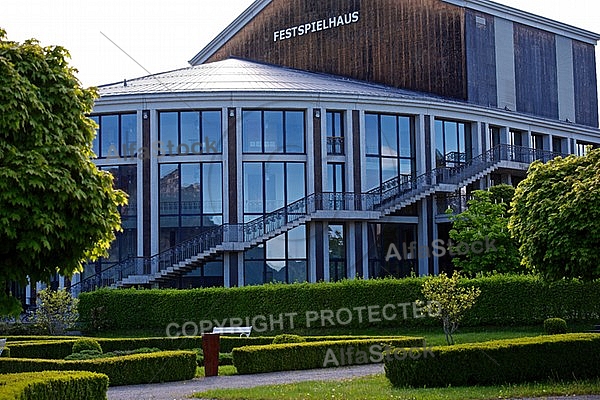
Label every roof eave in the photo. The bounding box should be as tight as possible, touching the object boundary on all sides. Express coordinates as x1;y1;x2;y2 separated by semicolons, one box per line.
444;0;600;44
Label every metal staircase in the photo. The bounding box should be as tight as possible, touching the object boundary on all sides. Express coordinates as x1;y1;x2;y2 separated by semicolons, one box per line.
69;144;566;295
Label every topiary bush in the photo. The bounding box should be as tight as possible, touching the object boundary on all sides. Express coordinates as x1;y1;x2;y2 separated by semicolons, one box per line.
72;338;102;354
272;334;306;344
544;318;568;335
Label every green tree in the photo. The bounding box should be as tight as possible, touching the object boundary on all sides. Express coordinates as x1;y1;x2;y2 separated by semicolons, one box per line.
0;30;127;315
509;149;600;281
34;288;79;335
419;271;481;345
447;184;522;275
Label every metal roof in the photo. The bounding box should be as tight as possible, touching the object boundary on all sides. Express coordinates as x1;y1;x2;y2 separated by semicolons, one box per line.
97;58;449;102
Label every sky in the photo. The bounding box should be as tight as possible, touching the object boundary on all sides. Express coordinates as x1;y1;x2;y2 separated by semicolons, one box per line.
2;0;600;89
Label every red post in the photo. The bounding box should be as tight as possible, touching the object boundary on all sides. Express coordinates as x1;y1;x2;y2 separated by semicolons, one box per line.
202;333;220;377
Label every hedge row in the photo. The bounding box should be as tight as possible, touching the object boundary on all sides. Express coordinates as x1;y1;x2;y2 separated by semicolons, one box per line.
384;333;600;387
0;350;196;386
5;335;409;359
232;336;424;374
0;371;108;400
78;275;600;333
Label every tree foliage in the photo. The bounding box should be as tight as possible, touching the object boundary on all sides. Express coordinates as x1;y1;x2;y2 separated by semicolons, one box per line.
419;271;481;345
509;149;600;281
0;29;127;315
447;184;522;275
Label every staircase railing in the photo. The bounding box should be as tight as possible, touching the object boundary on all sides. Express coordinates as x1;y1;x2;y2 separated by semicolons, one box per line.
68;144;568;295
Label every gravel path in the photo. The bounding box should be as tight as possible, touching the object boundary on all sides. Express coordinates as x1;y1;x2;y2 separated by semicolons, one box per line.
107;364;383;400
107;365;600;400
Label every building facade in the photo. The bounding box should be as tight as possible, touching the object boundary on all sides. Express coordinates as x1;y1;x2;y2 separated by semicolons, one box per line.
67;0;600;296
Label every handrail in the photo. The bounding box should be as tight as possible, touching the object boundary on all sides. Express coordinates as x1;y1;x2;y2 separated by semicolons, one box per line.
68;144;568;295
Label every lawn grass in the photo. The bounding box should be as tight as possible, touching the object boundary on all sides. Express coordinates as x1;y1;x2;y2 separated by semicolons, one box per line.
196;365;237;378
192;374;600;400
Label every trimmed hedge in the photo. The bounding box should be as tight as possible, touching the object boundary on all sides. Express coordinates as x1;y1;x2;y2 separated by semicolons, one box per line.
0;350;196;386
0;371;108;400
233;336;424;374
384;333;600;388
5;335;413;359
78;275;600;333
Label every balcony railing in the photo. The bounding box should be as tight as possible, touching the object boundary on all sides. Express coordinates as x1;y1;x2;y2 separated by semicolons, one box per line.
327;136;344;155
69;144;569;296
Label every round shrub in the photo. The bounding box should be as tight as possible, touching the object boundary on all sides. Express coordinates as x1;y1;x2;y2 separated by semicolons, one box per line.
272;334;306;344
72;338;102;354
544;318;567;335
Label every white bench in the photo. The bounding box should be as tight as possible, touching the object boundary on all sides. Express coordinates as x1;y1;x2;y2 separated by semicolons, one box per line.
0;338;6;356
212;326;252;337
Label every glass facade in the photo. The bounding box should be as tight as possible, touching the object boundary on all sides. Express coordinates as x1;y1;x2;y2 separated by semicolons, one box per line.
368;223;418;278
242;110;305;153
90;114;137;159
328;224;346;281
159;162;222;252
435;119;472;167
365;113;414;190
158;111;222;155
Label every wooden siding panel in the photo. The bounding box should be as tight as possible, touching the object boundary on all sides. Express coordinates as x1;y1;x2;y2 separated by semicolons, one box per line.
465;10;497;107
573;41;599;127
514;23;559;119
206;0;467;100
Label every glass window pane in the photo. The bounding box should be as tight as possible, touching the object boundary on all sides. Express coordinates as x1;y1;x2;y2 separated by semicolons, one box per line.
381;158;398;182
399;117;411;157
181;164;201;214
287;225;306;258
160;164;179;215
365;157;380;190
245;244;265;260
159;112;178;152
328;224;345;259
445;121;458;154
285;111;304;153
203;215;222;227
181;216;202;228
435;120;444;166
266;233;286;259
380;115;397;156
243;163;263;213
202;111;222;154
204;262;223;277
120;166;137;217
365;114;379;155
100;115;119;158
400;159;412;176
326;112;333;137
265;162;285;212
245;261;264;285
326;164;334;192
266;261;286;283
121;114;137;157
458;123;466;154
243;111;262;153
264;111;284;153
203;163;222;214
181;112;200;154
288;260;307;283
90;116;100;156
286;163;305;203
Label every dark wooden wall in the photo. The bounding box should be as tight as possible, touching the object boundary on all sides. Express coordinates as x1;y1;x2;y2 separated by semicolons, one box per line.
573;41;599;127
514;23;559;120
206;0;467;100
465;10;497;107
